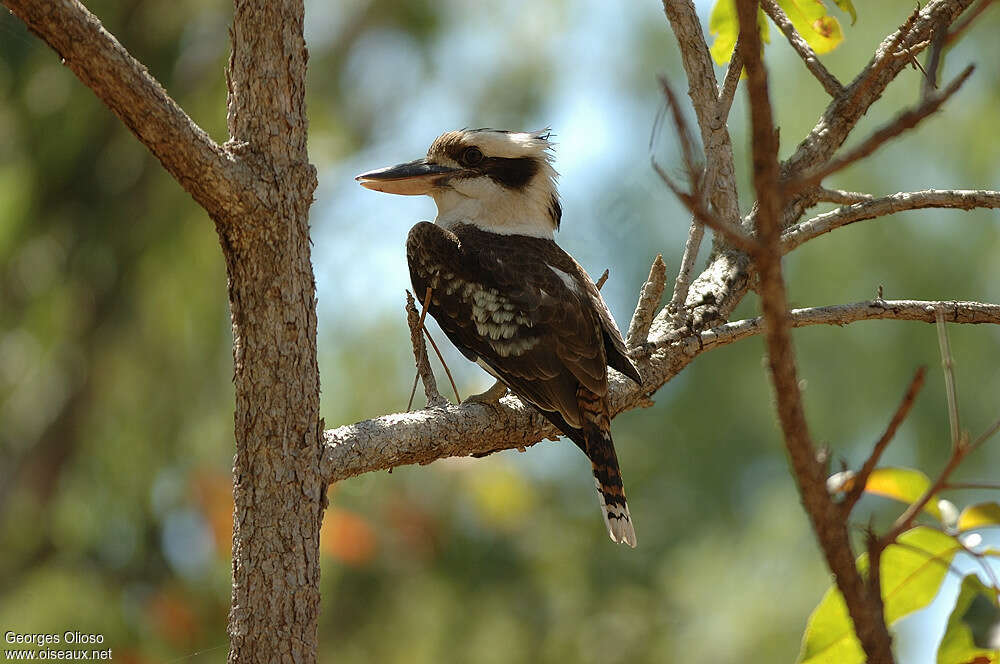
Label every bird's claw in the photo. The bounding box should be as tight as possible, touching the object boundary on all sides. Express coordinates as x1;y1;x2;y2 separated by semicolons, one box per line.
462;380;508;414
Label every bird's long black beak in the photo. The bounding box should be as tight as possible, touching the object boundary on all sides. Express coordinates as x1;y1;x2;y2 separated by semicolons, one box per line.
355;158;456;195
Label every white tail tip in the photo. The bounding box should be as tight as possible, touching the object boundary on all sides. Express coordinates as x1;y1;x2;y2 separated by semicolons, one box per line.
595;481;637;547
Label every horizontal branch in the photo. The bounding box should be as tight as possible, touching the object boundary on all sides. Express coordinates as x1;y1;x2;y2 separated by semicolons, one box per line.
323;298;1000;483
697;299;1000;350
782;189;1000;252
2;0;247;221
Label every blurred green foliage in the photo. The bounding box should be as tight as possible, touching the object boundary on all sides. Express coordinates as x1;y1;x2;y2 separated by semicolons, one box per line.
0;1;998;662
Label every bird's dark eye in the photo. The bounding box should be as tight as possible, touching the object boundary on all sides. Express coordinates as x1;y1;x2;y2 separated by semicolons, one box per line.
462;146;484;166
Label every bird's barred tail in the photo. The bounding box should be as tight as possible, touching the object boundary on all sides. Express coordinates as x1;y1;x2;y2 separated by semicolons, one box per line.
578;387;637;548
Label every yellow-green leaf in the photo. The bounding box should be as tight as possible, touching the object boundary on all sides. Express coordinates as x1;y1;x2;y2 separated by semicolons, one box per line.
776;0;844;54
799;527;961;663
832;0;857;25
709;0;738;65
937;574;1000;663
708;0;770;65
958;502;1000;533
863;467;944;521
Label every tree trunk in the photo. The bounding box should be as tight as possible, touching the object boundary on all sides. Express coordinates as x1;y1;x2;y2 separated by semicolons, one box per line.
223;1;323;660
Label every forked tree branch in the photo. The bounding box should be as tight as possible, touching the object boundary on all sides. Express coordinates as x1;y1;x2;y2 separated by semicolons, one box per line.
785;64;976;196
782;188;1000;252
661;0;742;229
2;0;248;222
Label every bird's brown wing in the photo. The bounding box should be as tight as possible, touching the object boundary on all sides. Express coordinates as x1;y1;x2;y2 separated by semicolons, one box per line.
406;222;609;431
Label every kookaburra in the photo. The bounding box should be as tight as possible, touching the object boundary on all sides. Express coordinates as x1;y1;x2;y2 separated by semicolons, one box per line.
356;129;641;547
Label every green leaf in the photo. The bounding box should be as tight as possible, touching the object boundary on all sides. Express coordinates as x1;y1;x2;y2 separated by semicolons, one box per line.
937;574;1000;664
958;503;1000;532
708;0;770;65
799;527;961;664
863;467;944;521
776;0;844;54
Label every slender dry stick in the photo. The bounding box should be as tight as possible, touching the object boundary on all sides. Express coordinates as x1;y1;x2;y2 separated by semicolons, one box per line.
422;327;461;405
658;76;700;176
652;161;758;252
406;288;445;410
652;79;756;252
946;0;996;45
760;0;843;96
842;367;927;513
921;16;949;98
936;309;962;449
970;417;1000;451
840;6;922;115
955;536;1000;593
786;65;976;195
627;255;667;349
880;447;971;547
668;165;713;319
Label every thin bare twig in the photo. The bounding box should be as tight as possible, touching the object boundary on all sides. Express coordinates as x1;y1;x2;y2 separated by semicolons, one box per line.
782;188;1000;252
422;327;461;405
842;6;922;114
653;161;758;253
935;309;962;450
760;0;844;96
946;0;996;45
669;164;720;320
814;188;875;205
669;219;706;319
880;446;970;547
842;367;928;513
786;65;976;195
406;289;447;410
971;417;1000;451
658;76;700;178
689;299;1000;352
922;16;949;98
716;38;744;124
626;255;667;349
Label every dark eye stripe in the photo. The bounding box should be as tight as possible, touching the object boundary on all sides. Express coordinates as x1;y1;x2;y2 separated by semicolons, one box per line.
480;156;539;189
443;141;540;190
